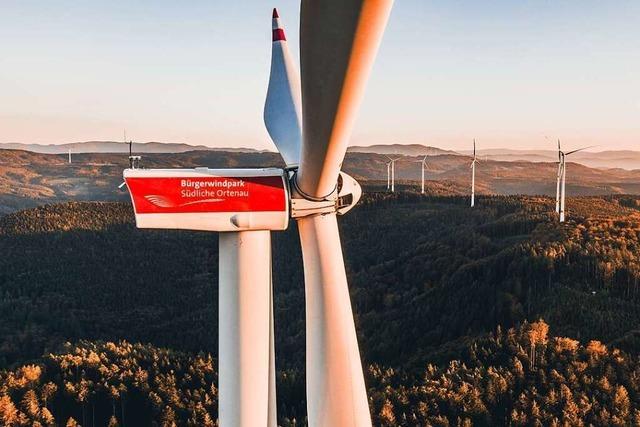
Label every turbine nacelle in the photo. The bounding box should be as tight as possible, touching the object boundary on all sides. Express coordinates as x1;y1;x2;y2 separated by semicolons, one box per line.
290;170;362;218
123;167;362;228
123;168;291;232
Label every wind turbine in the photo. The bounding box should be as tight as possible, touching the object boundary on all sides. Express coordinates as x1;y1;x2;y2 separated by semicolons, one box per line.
556;140;595;222
125;134;141;169
122;2;394;426
470;139;479;207
555;140;563;215
417;155;428;194
386;160;391;190
385;155;400;192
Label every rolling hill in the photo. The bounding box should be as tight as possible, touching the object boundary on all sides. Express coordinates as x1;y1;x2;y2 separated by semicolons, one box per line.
0;141;262;154
1;148;639;215
467;148;640;171
348;143;459;156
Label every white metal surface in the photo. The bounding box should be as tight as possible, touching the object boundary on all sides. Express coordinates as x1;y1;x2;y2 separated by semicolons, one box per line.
268;272;277;427
264;8;303;167
298;214;371;426
386;162;390;190
555;162;562;213
471;161;476;207
560;161;567;223
471;140;477;207
219;231;273;427
296;1;394;426
421;157;426;194
391;160;396;192
130;211;287;233
297;0;395;198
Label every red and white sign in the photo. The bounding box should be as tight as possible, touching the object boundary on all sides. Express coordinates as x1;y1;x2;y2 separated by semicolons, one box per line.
124;168;290;232
126;176;286;214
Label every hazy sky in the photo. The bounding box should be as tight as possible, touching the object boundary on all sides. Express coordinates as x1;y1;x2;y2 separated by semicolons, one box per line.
2;1;639;151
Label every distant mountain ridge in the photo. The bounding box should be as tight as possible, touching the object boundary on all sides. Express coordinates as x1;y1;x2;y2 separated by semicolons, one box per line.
466;148;640;170
349;144;640;170
5;142;638;170
2;148;640;215
0;141;263;154
348;143;459;156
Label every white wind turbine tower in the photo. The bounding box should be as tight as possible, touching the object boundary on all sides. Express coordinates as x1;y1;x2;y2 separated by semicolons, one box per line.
386;160;391;190
122;2;394;426
556;140;595;223
417;155;428;194
385;155;400;192
470;139;479;207
555;140;563;215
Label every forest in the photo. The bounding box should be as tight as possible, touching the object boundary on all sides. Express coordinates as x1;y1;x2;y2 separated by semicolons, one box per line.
1;192;640;425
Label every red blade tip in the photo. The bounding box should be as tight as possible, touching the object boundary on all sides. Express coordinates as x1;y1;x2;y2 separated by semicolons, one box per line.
272;8;279;19
273;28;286;41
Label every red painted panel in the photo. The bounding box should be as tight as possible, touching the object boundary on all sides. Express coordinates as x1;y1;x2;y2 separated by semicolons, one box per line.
272;28;286;41
126;176;287;214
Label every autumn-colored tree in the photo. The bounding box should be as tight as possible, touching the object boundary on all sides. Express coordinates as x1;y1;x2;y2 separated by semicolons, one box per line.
161;405;177;427
0;395;20;426
379;399;396;426
108;415;120;427
21;389;40;418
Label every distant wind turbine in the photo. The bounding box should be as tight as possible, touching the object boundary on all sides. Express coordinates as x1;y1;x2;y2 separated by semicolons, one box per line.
123;130;141;169
68;149;72;164
556;140;596;222
416;155;428;194
555;140;562;215
470;139;479;207
385;155;400;192
386;161;391;190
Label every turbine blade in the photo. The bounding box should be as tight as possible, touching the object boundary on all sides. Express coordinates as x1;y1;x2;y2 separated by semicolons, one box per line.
264;8;303;167
565;145;597;156
295;1;393;425
297;0;394;197
298;215;371;426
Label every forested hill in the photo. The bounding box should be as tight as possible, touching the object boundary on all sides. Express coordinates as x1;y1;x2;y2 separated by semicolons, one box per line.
3;321;640;426
1;194;640;425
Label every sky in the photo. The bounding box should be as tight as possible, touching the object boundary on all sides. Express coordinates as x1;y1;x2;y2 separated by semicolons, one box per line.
1;0;639;152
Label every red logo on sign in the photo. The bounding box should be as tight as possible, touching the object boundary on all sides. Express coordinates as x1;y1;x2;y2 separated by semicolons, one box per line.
126;176;287;214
